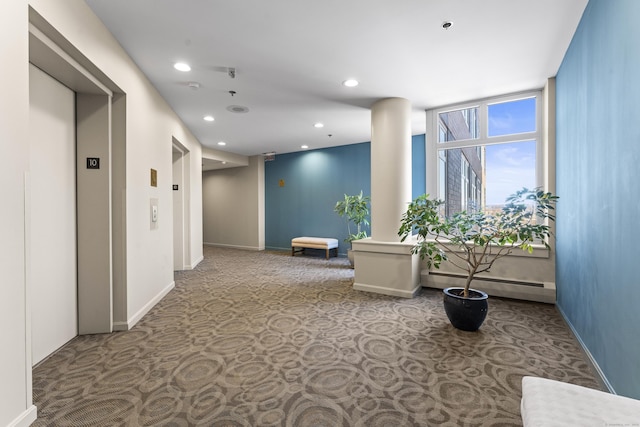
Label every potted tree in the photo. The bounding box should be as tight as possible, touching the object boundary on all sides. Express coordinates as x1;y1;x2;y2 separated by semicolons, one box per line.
334;191;370;266
398;188;558;331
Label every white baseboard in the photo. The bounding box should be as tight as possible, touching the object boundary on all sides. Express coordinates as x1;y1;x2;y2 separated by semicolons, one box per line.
125;281;175;329
188;255;204;270
204;242;264;251
353;282;421;299
171;256;203;272
556;305;615;394
8;405;37;427
112;321;129;332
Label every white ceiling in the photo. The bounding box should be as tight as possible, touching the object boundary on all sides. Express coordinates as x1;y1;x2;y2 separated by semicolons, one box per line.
85;0;588;162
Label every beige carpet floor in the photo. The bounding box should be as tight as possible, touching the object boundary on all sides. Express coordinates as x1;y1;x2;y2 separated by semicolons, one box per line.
32;246;601;426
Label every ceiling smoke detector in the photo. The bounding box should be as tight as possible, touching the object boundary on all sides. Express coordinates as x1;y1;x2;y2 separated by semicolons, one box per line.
226;105;249;114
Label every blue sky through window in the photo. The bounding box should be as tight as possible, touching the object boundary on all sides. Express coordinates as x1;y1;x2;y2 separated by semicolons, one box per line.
485;141;536;205
485;97;536;205
488;97;536;136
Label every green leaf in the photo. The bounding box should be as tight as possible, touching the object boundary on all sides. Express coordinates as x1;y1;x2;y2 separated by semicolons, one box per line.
398;188;558;279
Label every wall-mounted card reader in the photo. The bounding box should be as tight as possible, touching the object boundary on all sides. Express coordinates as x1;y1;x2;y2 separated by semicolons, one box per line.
150;198;159;230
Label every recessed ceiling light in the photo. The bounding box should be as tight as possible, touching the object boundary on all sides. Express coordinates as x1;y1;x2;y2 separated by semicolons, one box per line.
222;161;227;165
314;123;324;128
301;145;309;149
217;141;226;146
174;62;191;72
342;79;359;87
203;115;214;122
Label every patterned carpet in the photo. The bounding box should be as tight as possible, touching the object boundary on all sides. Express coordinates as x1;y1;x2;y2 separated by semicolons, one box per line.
32;246;601;426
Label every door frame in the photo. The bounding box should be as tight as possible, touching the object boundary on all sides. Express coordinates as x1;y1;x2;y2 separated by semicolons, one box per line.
172;139;191;270
28;14;123;338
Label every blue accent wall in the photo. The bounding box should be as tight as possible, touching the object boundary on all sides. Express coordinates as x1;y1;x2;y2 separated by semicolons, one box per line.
556;0;640;398
265;135;426;254
412;134;426;199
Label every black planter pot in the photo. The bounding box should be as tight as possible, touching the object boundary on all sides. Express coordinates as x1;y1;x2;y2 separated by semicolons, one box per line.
442;287;489;331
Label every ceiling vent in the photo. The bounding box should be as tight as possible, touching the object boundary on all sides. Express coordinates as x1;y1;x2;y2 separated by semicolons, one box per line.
263;152;276;161
226;105;249;114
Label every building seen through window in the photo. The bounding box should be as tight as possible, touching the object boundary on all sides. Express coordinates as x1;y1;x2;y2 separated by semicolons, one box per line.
432;94;539;218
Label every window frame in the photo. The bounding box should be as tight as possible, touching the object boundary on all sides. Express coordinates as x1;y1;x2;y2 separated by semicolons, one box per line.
461;155;469;211
426;90;544;207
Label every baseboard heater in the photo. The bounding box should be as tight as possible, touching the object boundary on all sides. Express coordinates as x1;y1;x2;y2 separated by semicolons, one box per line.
428;272;544;287
423;271;555;304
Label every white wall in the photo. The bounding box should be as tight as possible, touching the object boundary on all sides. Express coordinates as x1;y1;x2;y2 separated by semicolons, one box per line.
28;0;204;327
2;1;206;423
203;156;265;250
188;149;204;267
0;1;37;425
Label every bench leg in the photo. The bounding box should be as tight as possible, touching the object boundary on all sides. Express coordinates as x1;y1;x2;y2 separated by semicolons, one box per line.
292;247;306;257
293;246;336;259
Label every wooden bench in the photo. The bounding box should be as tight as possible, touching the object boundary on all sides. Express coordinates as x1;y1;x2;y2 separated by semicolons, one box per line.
291;237;339;260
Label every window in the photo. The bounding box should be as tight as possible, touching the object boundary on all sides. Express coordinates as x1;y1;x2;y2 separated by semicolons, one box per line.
438;106;479;143
429;92;541;217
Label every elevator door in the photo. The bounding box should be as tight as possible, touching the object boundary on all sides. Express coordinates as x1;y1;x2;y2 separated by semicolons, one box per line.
29;64;78;365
